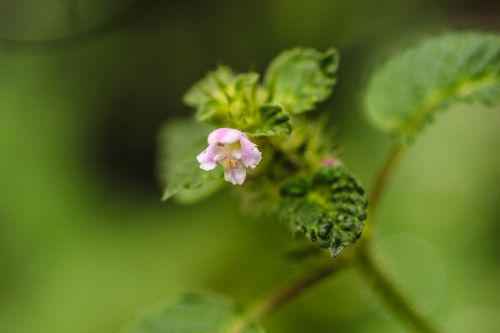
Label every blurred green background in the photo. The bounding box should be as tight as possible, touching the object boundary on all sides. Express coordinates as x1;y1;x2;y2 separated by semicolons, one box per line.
0;0;499;332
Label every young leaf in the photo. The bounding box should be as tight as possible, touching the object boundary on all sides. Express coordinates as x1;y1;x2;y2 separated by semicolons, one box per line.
122;292;266;333
184;66;260;125
159;119;224;203
184;67;292;137
279;167;367;258
264;48;339;114
365;32;500;140
246;104;291;137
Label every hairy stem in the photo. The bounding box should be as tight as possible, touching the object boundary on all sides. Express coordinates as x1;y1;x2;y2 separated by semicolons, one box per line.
360;142;440;333
226;260;348;333
356;247;440;333
369;143;406;219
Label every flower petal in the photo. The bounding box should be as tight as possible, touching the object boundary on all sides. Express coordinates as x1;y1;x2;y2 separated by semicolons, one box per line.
224;164;246;185
239;135;262;168
231;150;242;159
208;128;242;145
196;145;217;170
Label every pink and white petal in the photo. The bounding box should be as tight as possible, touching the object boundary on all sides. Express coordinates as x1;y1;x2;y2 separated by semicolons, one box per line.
223;164;247;185
231;149;242;159
197;145;217;170
239;136;262;168
208;128;242;145
214;151;229;162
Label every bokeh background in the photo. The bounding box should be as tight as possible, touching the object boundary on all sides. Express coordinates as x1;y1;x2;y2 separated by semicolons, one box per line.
0;0;499;332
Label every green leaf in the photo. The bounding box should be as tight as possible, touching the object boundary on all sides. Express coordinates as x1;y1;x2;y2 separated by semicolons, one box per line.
264;48;339;114
122;292;266;333
279;167;368;258
365;32;500;140
159;119;224;203
183;66;260;125
246;104;291;137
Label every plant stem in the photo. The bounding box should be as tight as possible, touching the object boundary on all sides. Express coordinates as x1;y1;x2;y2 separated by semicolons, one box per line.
226;260;348;333
360;142;440;333
369;143;406;219
356;247;440;333
228;141;426;333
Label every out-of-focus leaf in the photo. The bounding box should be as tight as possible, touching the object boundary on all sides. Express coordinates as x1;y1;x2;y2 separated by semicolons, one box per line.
279;167;367;258
365;32;500;140
159;119;224;203
122;292;266;333
246;104;291;137
264;48;339;114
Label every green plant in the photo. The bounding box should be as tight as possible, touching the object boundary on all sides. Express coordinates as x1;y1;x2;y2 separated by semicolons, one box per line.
124;31;500;333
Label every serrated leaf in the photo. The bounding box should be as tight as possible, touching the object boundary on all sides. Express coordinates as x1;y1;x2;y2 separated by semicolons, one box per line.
122;292;266;333
265;48;339;114
183;66;235;116
159;119;224;203
184;67;260;125
246;104;291;137
365;32;500;140
279;167;368;258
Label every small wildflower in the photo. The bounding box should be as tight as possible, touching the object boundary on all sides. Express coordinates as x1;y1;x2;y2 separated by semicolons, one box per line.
197;128;262;185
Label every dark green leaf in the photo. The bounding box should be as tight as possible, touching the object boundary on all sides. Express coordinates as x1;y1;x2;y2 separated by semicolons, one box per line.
280;167;367;258
365;32;500;140
265;48;339;114
122;292;266;333
159;119;224;203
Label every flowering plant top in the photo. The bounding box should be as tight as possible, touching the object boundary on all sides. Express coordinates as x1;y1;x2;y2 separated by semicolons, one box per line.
197;128;262;185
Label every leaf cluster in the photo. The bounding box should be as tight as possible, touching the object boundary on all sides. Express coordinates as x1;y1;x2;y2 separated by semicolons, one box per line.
184;48;338;137
161;48;343;203
148;28;500;333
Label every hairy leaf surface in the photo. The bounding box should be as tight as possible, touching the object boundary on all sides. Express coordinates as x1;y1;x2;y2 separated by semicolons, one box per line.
246;104;291;137
280;167;368;257
184;67;291;137
365;32;500;139
184;67;259;125
265;48;339;114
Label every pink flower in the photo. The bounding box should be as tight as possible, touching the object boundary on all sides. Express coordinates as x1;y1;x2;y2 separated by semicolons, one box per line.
197;128;262;185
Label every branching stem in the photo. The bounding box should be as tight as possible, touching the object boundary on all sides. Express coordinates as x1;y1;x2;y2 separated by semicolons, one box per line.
226;259;348;333
227;141;439;333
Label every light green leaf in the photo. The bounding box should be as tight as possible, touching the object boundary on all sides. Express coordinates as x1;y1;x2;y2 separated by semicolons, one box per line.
183;67;260;125
122;292;266;333
365;32;500;140
265;48;339;114
159;119;224;203
246;104;291;137
280;167;367;258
